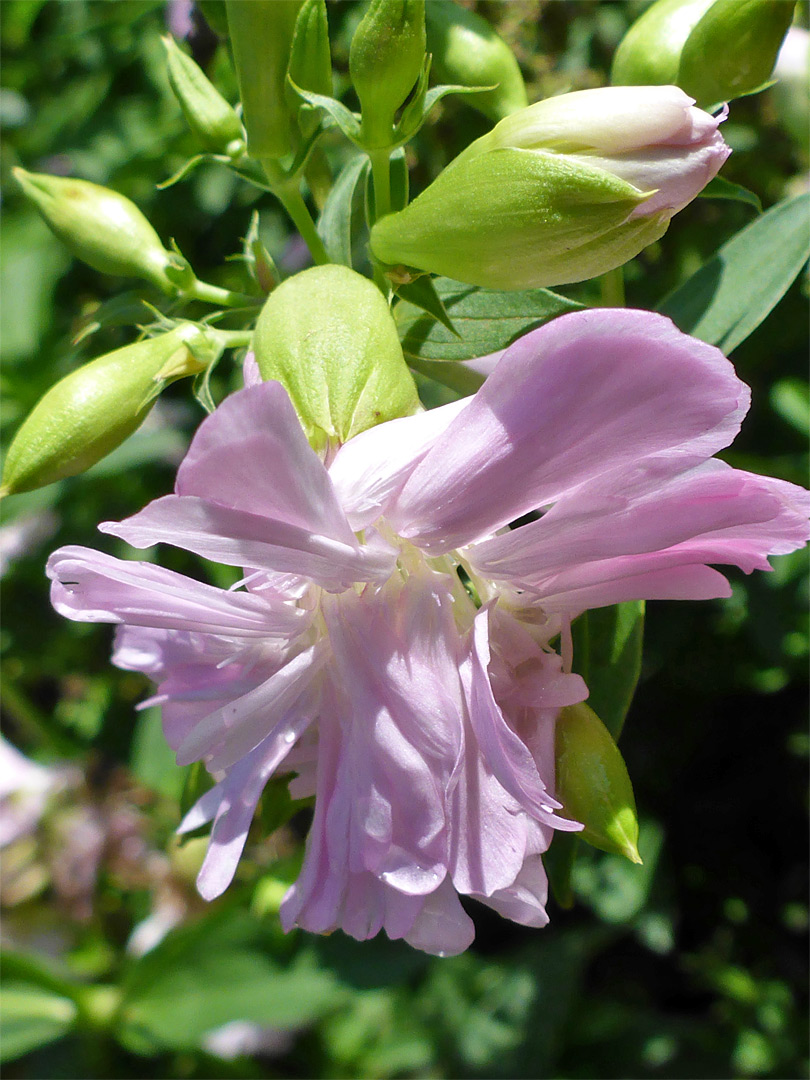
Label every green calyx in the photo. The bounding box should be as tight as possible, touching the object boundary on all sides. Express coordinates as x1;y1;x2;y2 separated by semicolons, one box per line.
162;35;244;155
612;0;795;109
350;0;426;149
253;265;419;450
555;702;642;864
1;325;219;496
14;169;178;294
425;0;528;121
370;146;659;290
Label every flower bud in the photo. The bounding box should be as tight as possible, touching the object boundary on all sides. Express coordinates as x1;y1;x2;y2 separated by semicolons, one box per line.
425;0;527;121
253;265;419;450
13;169;180;295
1;326;218;496
287;0;333;141
612;0;795;109
555;702;641;864
350;0;426;149
162;35;244;156
225;0;303;161
370;85;730;289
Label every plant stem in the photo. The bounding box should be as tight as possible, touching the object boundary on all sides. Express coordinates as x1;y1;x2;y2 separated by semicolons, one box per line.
277;184;330;265
215;330;253;349
600;266;625;308
184;279;259;308
369;148;392;223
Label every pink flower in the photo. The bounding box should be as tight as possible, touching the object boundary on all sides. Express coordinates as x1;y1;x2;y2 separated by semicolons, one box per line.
47;309;810;955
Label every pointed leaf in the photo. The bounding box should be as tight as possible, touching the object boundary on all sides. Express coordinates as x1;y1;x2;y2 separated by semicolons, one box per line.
698;176;762;213
317;153;368;266
287;81;362;144
396;276;458;335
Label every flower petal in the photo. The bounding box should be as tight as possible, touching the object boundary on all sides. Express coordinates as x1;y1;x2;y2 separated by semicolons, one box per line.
389;309;750;552
101;495;395;591
47;546;304;638
176;381;357;546
329;397;471;529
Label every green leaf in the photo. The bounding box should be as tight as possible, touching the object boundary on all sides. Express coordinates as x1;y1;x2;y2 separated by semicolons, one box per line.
659;193;810;354
130;706;185;801
698;175;762;213
395;278;583;363
408;356;484;397
317;153;368;267
395;276;458;335
0;984;77;1063
574;601;645;742
288;82;362;144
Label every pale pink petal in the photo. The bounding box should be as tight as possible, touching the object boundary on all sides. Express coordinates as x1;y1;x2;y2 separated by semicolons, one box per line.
529;563;732;613
329;397;471;529
47;546;304;638
100;495;395;591
463;608;581;832
475;854;550;928
471;461;810;585
389;309;750;552
176;646;324;768
176;382;357;546
404;877;476;956
242;352;261;387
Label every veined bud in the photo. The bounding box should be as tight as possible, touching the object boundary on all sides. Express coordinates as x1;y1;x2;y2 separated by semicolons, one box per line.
370;85;730;289
162;35;244;156
1;325;219;496
287;0;333;141
350;0;426;149
253;265;419;451
226;0;303;162
14;169;180;295
425;0;528;121
555;702;642;864
612;0;795;109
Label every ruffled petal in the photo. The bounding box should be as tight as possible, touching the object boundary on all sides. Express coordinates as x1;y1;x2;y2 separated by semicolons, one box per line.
404;877;475;956
389;309;750;552
100;495;396;591
474;854;550;928
329;397;471;529
176;381;357;546
47;546;306;638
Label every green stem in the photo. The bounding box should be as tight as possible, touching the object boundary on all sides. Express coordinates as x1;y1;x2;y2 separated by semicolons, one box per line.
215;330;253;349
369;148;392;223
600;266;625;308
261;156;329;266
183;279;259;308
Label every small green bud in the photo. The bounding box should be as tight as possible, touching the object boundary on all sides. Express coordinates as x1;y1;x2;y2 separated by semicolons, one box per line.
612;0;795;109
253;265;419;450
288;0;332;140
555;702;642;864
226;0;303;162
350;0;426;148
1;325;218;495
425;0;527;121
13;169;178;295
162;35;244;156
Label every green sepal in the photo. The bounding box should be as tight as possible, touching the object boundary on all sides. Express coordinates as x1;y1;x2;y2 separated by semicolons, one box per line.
555;702;642;864
253;265;419;450
243;210;278;294
162;35;244;155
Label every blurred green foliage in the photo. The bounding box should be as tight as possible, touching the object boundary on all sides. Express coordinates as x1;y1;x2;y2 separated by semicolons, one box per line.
1;2;807;1078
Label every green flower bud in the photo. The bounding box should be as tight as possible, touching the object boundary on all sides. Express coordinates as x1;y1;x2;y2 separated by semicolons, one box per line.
253;265;419;450
555;702;642;864
612;0;795;109
13;169;179;295
1;325;218;496
226;0;303;162
162;35;244;156
425;0;527;121
370;85;729;289
350;0;426;149
287;0;333;140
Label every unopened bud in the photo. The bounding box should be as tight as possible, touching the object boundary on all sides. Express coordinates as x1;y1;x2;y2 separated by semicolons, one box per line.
350;0;426;148
612;0;795;109
555;702;641;864
162;35;244;155
288;0;332;141
370;85;730;289
425;0;527;121
14;169;179;295
253;265;419;450
2;325;219;495
226;0;303;161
